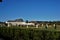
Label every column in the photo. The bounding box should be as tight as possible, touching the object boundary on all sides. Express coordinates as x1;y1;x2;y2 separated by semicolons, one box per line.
8;23;10;27
53;24;56;27
42;24;43;27
46;24;48;27
27;25;28;28
36;24;38;28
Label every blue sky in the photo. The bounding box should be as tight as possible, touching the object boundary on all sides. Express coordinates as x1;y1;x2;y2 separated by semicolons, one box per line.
0;0;60;21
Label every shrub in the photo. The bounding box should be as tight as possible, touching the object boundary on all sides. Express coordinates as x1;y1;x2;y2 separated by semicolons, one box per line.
0;27;60;40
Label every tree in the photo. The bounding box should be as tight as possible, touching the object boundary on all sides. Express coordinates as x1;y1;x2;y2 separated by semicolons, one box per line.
26;20;28;23
15;18;24;22
8;18;24;22
45;26;47;29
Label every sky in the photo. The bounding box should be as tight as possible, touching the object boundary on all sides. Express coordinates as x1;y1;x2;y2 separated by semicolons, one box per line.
0;0;60;21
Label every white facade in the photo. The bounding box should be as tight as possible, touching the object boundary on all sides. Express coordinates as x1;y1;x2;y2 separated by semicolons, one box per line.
6;21;35;27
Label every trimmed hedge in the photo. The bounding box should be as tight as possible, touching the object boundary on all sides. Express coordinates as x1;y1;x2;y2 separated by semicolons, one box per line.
0;27;60;40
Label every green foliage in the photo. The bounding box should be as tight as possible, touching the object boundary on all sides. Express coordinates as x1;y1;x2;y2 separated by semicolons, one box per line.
0;27;60;40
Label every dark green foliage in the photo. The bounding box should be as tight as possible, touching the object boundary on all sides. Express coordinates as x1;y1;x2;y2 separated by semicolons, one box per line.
45;26;47;29
7;18;24;22
0;27;60;40
26;20;28;23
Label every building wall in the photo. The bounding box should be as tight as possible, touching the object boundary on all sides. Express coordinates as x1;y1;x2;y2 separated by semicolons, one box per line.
6;22;35;27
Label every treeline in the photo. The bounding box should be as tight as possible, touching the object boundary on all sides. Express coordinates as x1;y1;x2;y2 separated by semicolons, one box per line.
0;27;60;40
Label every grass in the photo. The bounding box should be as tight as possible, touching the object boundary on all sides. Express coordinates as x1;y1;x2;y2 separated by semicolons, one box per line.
0;26;60;40
5;26;60;31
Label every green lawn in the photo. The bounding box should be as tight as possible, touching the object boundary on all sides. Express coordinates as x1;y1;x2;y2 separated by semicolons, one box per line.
0;26;60;40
